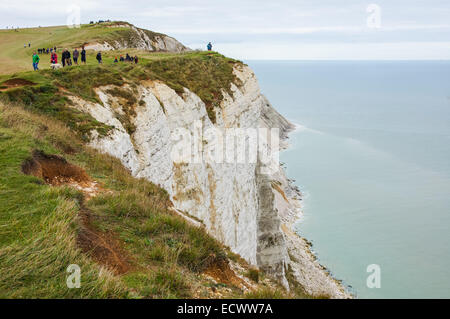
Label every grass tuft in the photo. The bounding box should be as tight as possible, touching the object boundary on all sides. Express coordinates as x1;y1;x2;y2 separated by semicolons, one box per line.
244;287;286;299
245;268;260;283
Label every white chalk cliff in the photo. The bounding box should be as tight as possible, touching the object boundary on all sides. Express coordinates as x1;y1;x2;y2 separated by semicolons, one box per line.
84;24;189;52
68;64;350;298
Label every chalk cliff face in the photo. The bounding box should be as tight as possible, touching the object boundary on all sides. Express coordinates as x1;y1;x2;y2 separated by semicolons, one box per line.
84;24;189;52
68;65;350;298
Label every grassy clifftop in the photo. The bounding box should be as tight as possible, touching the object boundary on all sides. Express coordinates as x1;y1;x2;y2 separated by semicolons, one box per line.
0;21;186;75
0;51;242;125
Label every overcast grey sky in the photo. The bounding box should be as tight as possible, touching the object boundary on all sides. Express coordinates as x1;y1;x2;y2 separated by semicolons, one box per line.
2;0;450;60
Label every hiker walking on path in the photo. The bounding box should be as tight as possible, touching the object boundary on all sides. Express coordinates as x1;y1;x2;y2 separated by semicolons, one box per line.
81;47;86;64
73;48;79;65
134;55;138;64
32;52;40;71
207;42;212;51
96;51;102;64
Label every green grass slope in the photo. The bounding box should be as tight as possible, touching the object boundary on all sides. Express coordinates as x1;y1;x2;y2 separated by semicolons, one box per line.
0;102;235;298
0;21;183;75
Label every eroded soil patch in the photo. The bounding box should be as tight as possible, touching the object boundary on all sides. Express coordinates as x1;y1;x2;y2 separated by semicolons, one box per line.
204;259;249;289
77;207;131;275
0;78;36;91
22;149;130;274
22;150;89;184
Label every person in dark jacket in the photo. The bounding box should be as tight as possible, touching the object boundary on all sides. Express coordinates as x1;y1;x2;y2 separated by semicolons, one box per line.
73;49;79;65
96;51;102;64
80;47;86;64
134;55;138;64
66;49;72;66
61;49;67;67
61;49;71;67
207;42;212;51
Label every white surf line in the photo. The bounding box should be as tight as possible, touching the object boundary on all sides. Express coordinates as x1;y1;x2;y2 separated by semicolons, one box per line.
291;122;325;135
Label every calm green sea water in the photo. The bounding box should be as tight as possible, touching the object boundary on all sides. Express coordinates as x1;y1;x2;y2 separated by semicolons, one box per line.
247;61;450;298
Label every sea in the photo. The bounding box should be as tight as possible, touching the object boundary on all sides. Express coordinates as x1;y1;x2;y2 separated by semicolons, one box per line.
247;60;450;298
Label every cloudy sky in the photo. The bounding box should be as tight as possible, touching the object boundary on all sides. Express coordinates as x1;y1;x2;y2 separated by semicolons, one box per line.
2;0;450;60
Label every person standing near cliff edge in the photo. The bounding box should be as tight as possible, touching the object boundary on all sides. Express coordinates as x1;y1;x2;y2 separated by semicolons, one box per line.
207;42;212;51
96;51;102;64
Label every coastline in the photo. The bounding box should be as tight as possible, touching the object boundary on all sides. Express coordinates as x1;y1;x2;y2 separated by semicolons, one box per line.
274;118;352;298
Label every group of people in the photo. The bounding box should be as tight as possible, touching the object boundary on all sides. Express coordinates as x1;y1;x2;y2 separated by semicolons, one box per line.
59;48;86;67
32;48;138;70
37;47;57;54
114;53;138;64
31;47;86;70
29;41;216;71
